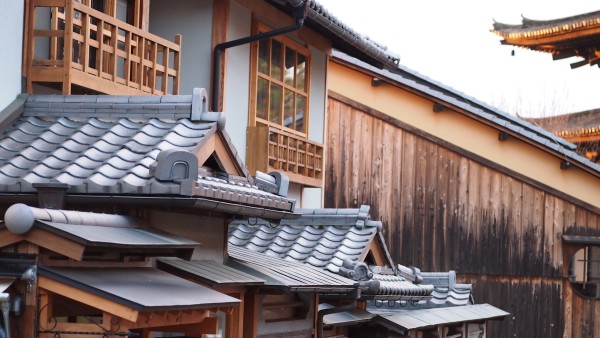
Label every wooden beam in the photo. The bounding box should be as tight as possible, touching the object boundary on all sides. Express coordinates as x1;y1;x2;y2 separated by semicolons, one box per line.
38;276;140;322
215;133;244;176
23;228;85;261
0;229;24;248
133;309;212;328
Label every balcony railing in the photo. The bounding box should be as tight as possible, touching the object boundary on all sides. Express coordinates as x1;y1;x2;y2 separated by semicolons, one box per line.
25;0;181;95
247;125;323;187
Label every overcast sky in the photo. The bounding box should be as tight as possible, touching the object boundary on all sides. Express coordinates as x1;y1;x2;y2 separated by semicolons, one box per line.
317;0;600;117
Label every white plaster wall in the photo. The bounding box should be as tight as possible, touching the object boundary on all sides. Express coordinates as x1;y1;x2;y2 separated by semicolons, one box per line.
149;0;213;95
223;1;252;160
0;1;24;111
308;47;326;144
302;187;322;209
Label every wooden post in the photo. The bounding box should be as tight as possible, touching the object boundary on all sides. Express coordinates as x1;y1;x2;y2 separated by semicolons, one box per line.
62;0;74;94
242;290;259;338
18;243;39;338
173;34;181;94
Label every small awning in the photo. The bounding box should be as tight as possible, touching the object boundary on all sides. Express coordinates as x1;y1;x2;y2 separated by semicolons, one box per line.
38;266;240;312
374;304;509;331
157;257;265;287
320;303;375;326
0;278;14;293
228;246;358;294
562;235;600;245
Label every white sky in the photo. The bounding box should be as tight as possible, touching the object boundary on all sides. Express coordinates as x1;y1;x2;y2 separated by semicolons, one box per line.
317;0;600;117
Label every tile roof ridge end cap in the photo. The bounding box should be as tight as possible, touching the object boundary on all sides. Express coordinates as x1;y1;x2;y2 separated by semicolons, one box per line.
365;220;382;229
4;203;36;234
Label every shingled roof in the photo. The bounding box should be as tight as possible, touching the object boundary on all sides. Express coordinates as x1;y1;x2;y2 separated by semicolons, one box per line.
0;90;296;217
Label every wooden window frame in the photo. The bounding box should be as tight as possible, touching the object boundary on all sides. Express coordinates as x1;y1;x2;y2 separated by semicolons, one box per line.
249;21;311;139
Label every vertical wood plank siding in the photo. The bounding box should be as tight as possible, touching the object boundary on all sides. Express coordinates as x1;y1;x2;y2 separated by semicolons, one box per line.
325;94;600;338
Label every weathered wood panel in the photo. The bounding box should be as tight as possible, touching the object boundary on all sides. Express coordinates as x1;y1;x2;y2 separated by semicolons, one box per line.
325;94;600;338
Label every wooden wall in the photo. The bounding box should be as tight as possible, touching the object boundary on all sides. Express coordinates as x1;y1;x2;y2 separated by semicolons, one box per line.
325;94;600;338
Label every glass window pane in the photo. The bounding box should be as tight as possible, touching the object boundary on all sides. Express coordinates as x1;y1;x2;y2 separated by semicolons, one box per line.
284;89;294;129
256;77;268;121
296;53;307;91
284;47;295;87
271;39;283;80
258;39;269;75
269;83;282;125
295;94;306;133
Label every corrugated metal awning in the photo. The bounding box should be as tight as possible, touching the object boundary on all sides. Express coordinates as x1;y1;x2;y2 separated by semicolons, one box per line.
157;257;265;286
228;246;358;294
39;266;240;311
374;304;509;331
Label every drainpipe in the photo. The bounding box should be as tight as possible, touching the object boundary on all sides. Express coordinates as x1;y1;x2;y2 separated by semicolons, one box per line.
0;293;10;338
211;1;307;111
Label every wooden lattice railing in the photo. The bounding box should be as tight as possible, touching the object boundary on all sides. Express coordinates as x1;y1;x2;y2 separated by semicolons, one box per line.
246;125;323;187
25;0;181;95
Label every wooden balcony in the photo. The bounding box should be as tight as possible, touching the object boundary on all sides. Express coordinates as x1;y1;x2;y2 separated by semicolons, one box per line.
25;0;181;95
247;125;323;187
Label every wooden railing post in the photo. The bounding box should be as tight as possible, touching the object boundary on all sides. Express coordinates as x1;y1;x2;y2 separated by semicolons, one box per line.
173;34;181;94
62;0;74;94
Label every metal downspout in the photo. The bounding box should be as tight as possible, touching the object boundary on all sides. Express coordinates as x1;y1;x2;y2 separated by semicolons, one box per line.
316;302;356;338
211;1;307;111
0;293;10;338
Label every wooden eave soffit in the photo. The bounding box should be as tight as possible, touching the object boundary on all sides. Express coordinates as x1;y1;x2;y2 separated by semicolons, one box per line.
195;132;244;176
0;228;85;261
360;234;391;268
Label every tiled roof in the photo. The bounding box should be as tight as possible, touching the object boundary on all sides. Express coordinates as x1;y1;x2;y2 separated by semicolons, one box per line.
227;246;357;293
492;10;600;43
332;51;600;176
270;0;400;70
228;206;380;273
0;92;295;215
526;108;600;139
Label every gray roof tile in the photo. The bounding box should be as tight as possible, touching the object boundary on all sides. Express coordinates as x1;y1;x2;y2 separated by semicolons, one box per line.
228;206;379;271
0;93;296;214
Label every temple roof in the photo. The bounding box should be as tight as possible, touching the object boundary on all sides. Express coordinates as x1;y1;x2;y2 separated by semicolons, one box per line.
491;10;600;68
526;109;600;140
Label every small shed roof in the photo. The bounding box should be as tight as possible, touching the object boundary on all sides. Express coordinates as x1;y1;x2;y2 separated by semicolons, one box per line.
157;257;265;287
38;266;240;311
373;304;509;331
227;246;357;293
0;204;199;260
